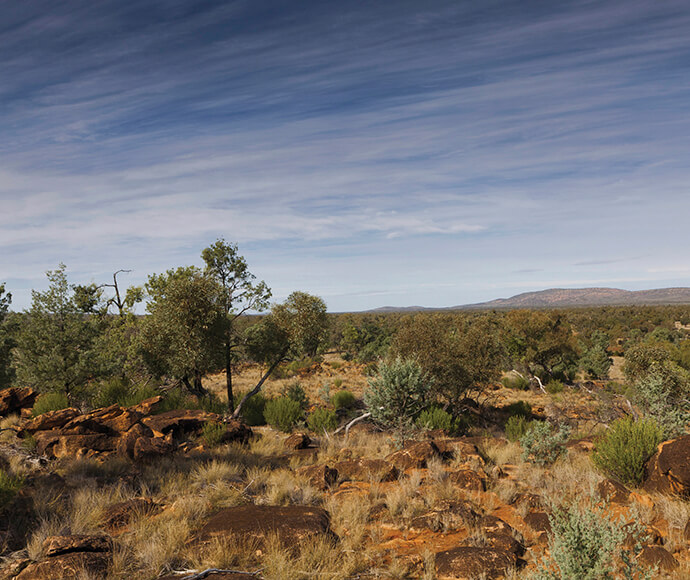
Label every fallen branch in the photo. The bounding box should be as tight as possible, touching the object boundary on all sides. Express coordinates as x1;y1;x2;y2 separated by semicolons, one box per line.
181;569;262;579
334;412;372;436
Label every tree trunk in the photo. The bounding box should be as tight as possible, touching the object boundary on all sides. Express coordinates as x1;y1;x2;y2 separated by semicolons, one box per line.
232;347;288;420
226;338;234;413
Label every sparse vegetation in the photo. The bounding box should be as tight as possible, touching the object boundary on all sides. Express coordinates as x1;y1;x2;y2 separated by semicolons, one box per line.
520;421;571;466
264;396;303;432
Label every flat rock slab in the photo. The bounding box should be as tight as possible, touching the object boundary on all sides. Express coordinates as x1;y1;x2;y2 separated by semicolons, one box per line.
0;387;37;417
643;435;690;496
142;410;222;437
333;458;398;482
435;546;517;580
15;552;110;580
196;505;336;547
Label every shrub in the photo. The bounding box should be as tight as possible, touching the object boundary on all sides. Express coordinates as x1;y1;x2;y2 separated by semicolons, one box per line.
545;380;564;394
592;416;663;486
331;390;355;410
505;400;532;418
364;357;432;437
520;421;571;466
533;502;652;580
307;408;339;433
632;370;689;438
201;422;226;447
0;470;23;509
502;374;530;390
416;406;456;432
234;392;267;426
506;415;531;442
264;397;303;432
32;392;70;417
332;377;343;388
281;382;309;410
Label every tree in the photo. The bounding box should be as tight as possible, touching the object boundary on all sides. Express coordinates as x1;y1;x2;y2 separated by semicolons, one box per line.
580;330;612;379
139;267;225;397
13;264;99;399
202;239;271;412
392;313;503;412
0;283;15;388
502;310;579;388
232;292;328;419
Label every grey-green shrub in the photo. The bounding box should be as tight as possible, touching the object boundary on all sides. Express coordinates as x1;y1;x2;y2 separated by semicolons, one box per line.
592;416;663;486
264;397;303;432
307;408;338;433
502;374;530;390
416;406;456;432
331;390;355;410
506;415;531;442
533;502;652;580
520;421;570;466
632;371;689;438
32;392;70;417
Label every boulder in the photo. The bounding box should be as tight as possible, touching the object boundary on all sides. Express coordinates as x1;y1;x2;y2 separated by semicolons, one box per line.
52;433;117;459
432;438;483;463
0;388;37;417
132;434;174;462
386;441;440;470
333;458;398;482
284;433;311;450
638;545;679;572
195;505;336;548
129;395;163;415
21;408;80;434
597;478;631;504
295;464;338;490
142;409;222;438
217;420;252;445
643;435;690;496
410;500;479;532
435;547;517;580
523;512;551;535
116;422;155;460
447;469;486;492
101;499;162;533
62;405;142;435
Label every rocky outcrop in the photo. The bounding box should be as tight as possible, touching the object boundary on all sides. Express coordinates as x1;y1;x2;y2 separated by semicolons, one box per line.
0;388;37;417
333;458;398;482
447;469;486;491
435;546;517;580
386;441;440;470
643;435;690;496
296;464;338;490
284;433;311;450
101;498;162;534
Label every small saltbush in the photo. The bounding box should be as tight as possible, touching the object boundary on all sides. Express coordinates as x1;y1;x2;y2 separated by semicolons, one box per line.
505;400;532;418
331;390;355;410
520;421;571;466
545;380;565;394
502;374;530;390
32;392;70;417
416;406;456;432
201;422;226;447
0;470;23;509
307;408;338;433
234;392;267;426
592;416;663;486
264;397;303;432
506;415;531;442
533;502;652;580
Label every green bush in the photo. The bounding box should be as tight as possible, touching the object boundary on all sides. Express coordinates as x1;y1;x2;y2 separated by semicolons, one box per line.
307;408;339;433
416;406;456;432
32;392;70;417
201;422;226;447
592;416;663;486
505;400;532;418
331;390;356;410
520;421;571;466
91;378;159;409
506;415;531;442
234;392;267;426
281;382;309;410
545;380;565;394
0;470;23;509
533;502;652;580
332;377;343;388
632;371;689;438
264;397;303;432
502;374;530;390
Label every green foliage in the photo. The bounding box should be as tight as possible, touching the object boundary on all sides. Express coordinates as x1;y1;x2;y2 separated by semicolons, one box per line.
332;377;343;388
0;283;16;388
307;408;339;433
201;422;227;447
281;382;309;410
520;421;571;466
502;373;530;390
271;292;329;358
506;415;531;442
264;397;303;432
339;316;392;362
545;380;564;394
580;331;612;379
0;470;24;510
415;406;457;432
14;264;101;399
32;392;70;416
592;416;663;486
234;392;267;426
505;400;532;418
533;502;652;580
90;377;158;409
331;390;355;410
392;313;503;411
364;357;432;435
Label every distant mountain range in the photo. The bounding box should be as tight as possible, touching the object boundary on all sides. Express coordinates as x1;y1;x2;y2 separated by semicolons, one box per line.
368;287;690;313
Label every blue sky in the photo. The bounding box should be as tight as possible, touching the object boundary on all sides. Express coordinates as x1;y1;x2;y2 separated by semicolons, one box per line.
1;0;689;312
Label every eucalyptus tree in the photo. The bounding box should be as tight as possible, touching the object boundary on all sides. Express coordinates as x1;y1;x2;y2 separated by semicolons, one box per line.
0;283;15;388
201;239;271;411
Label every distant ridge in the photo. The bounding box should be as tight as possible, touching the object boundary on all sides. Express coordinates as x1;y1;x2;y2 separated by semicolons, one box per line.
367;287;690;313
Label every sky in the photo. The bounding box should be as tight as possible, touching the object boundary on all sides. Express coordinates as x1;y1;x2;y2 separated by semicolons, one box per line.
1;0;689;312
